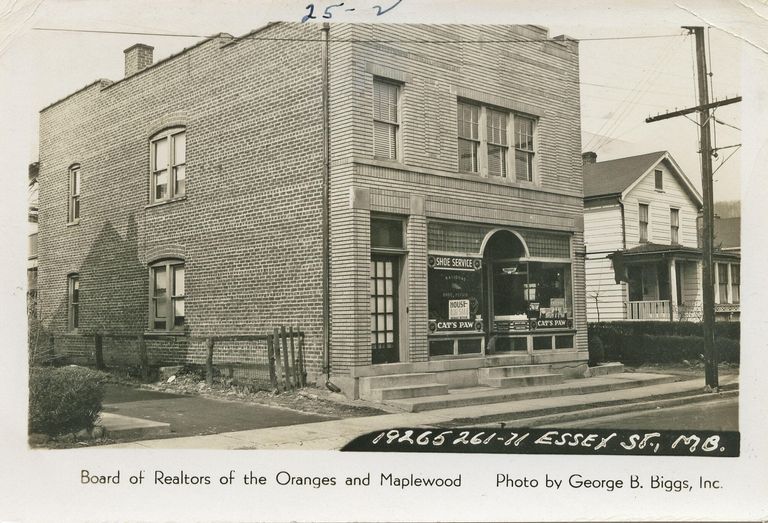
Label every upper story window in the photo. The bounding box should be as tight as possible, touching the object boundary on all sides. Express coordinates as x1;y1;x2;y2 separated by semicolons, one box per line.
457;101;536;182
654;169;663;190
150;259;185;331
670;208;680;244
638;203;649;243
67;274;79;330
457;102;480;173
373;80;400;160
151;128;186;203
68;165;80;223
514;116;535;182
487;109;508;177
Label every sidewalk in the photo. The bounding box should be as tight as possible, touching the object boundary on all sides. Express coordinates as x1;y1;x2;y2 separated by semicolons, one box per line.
103;373;738;450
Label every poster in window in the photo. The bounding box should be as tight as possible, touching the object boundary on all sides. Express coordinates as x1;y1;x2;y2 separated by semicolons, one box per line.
428;256;483;333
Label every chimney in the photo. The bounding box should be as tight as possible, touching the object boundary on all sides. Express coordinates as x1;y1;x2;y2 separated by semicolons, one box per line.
124;44;154;77
582;151;597;166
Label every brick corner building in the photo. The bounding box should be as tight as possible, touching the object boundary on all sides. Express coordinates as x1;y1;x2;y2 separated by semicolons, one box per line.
37;22;588;401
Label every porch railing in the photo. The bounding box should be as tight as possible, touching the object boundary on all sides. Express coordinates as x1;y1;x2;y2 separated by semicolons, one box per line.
627;300;671;320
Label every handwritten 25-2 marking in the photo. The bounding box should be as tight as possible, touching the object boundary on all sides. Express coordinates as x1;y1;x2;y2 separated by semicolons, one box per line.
302;0;403;22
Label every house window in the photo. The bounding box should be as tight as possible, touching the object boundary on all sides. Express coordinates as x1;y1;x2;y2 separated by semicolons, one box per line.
67;274;79;330
487;109;508;177
457;102;536;181
150;260;185;331
151;128;186;202
514;115;535;182
654;169;663;190
717;263;729;303
731;264;740;304
670;208;680;244
457;102;480;173
68;165;80;222
373;80;400;160
639;203;649;243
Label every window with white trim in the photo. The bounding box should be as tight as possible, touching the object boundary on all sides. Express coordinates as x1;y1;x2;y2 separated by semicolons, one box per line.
639;203;649;243
68;165;80;222
731;264;740;304
514;115;535;182
670;208;680;244
68;274;79;330
457;101;536;181
151;128;186;203
150;260;185;331
373;80;400;160
654;169;663;190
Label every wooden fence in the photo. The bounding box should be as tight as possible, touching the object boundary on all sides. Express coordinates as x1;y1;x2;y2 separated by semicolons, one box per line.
47;326;307;391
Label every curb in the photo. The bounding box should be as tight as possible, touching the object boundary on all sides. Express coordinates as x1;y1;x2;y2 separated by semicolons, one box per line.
476;389;739;428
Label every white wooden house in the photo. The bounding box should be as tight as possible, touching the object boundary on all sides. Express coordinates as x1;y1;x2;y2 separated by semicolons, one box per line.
583;151;740;322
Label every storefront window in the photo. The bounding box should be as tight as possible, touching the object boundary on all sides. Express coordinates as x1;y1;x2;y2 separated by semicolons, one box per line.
492;262;572;319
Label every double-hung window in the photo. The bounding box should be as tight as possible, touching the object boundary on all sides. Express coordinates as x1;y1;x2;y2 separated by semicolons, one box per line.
717;263;729;303
639;204;649;243
151;128;186;203
150;260;185;331
68;274;79;330
487;109;509;177
373;80;400;160
68;165;80;222
457;102;536;181
670;208;680;244
655;169;663;190
457;102;480;173
731;264;740;304
514;116;535;182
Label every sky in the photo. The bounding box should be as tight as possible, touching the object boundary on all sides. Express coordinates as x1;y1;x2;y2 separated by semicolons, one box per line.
2;0;761;205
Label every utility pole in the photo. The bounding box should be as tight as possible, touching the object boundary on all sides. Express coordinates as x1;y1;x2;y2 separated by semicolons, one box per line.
646;26;741;392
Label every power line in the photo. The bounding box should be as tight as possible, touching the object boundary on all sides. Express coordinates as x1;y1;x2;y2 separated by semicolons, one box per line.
31;26;686;44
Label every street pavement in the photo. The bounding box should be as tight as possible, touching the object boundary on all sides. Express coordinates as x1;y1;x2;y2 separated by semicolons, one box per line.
101;373;738;450
102;384;335;439
546;397;738;431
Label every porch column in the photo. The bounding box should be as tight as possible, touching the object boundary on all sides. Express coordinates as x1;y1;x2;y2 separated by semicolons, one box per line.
668;257;677;321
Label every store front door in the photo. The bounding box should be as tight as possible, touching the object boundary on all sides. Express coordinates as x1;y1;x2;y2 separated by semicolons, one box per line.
370;255;399;364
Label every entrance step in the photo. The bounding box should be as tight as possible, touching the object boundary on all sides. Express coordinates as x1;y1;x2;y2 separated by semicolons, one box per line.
385;373;678;413
481;373;564;388
479;364;563;388
359;372;447;401
370;383;450;402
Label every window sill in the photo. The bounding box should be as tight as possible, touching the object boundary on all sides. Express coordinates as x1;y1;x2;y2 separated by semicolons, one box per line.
655;189;665;193
67;220;80;227
144;330;188;337
145;196;187;210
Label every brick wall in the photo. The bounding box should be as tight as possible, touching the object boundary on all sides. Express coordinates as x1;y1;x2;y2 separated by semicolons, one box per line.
327;24;586;373
38;23;327;372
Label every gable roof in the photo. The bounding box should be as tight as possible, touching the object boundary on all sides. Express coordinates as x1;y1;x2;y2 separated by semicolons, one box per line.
583;151;666;198
583;150;703;207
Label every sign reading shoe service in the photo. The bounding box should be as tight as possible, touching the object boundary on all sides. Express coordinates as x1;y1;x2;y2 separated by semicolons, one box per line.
428;256;484;333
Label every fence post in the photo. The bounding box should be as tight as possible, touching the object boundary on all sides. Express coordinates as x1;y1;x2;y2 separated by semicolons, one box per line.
138;333;149;382
280;325;292;390
206;337;214;386
94;333;105;370
297;326;306;387
289;326;299;387
267;335;278;390
273;328;284;392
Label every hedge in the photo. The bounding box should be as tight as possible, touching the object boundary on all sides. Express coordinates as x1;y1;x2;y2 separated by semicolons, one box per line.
29;366;109;436
588;322;740;365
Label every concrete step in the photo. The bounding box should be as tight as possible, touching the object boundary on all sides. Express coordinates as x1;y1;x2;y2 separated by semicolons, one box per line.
481;373;564;388
370;383;449;401
361;372;440;389
480;364;554;379
386;373;679;413
585;362;625;377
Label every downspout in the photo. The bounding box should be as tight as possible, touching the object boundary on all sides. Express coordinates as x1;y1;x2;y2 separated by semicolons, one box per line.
320;22;338;392
618;197;627;250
